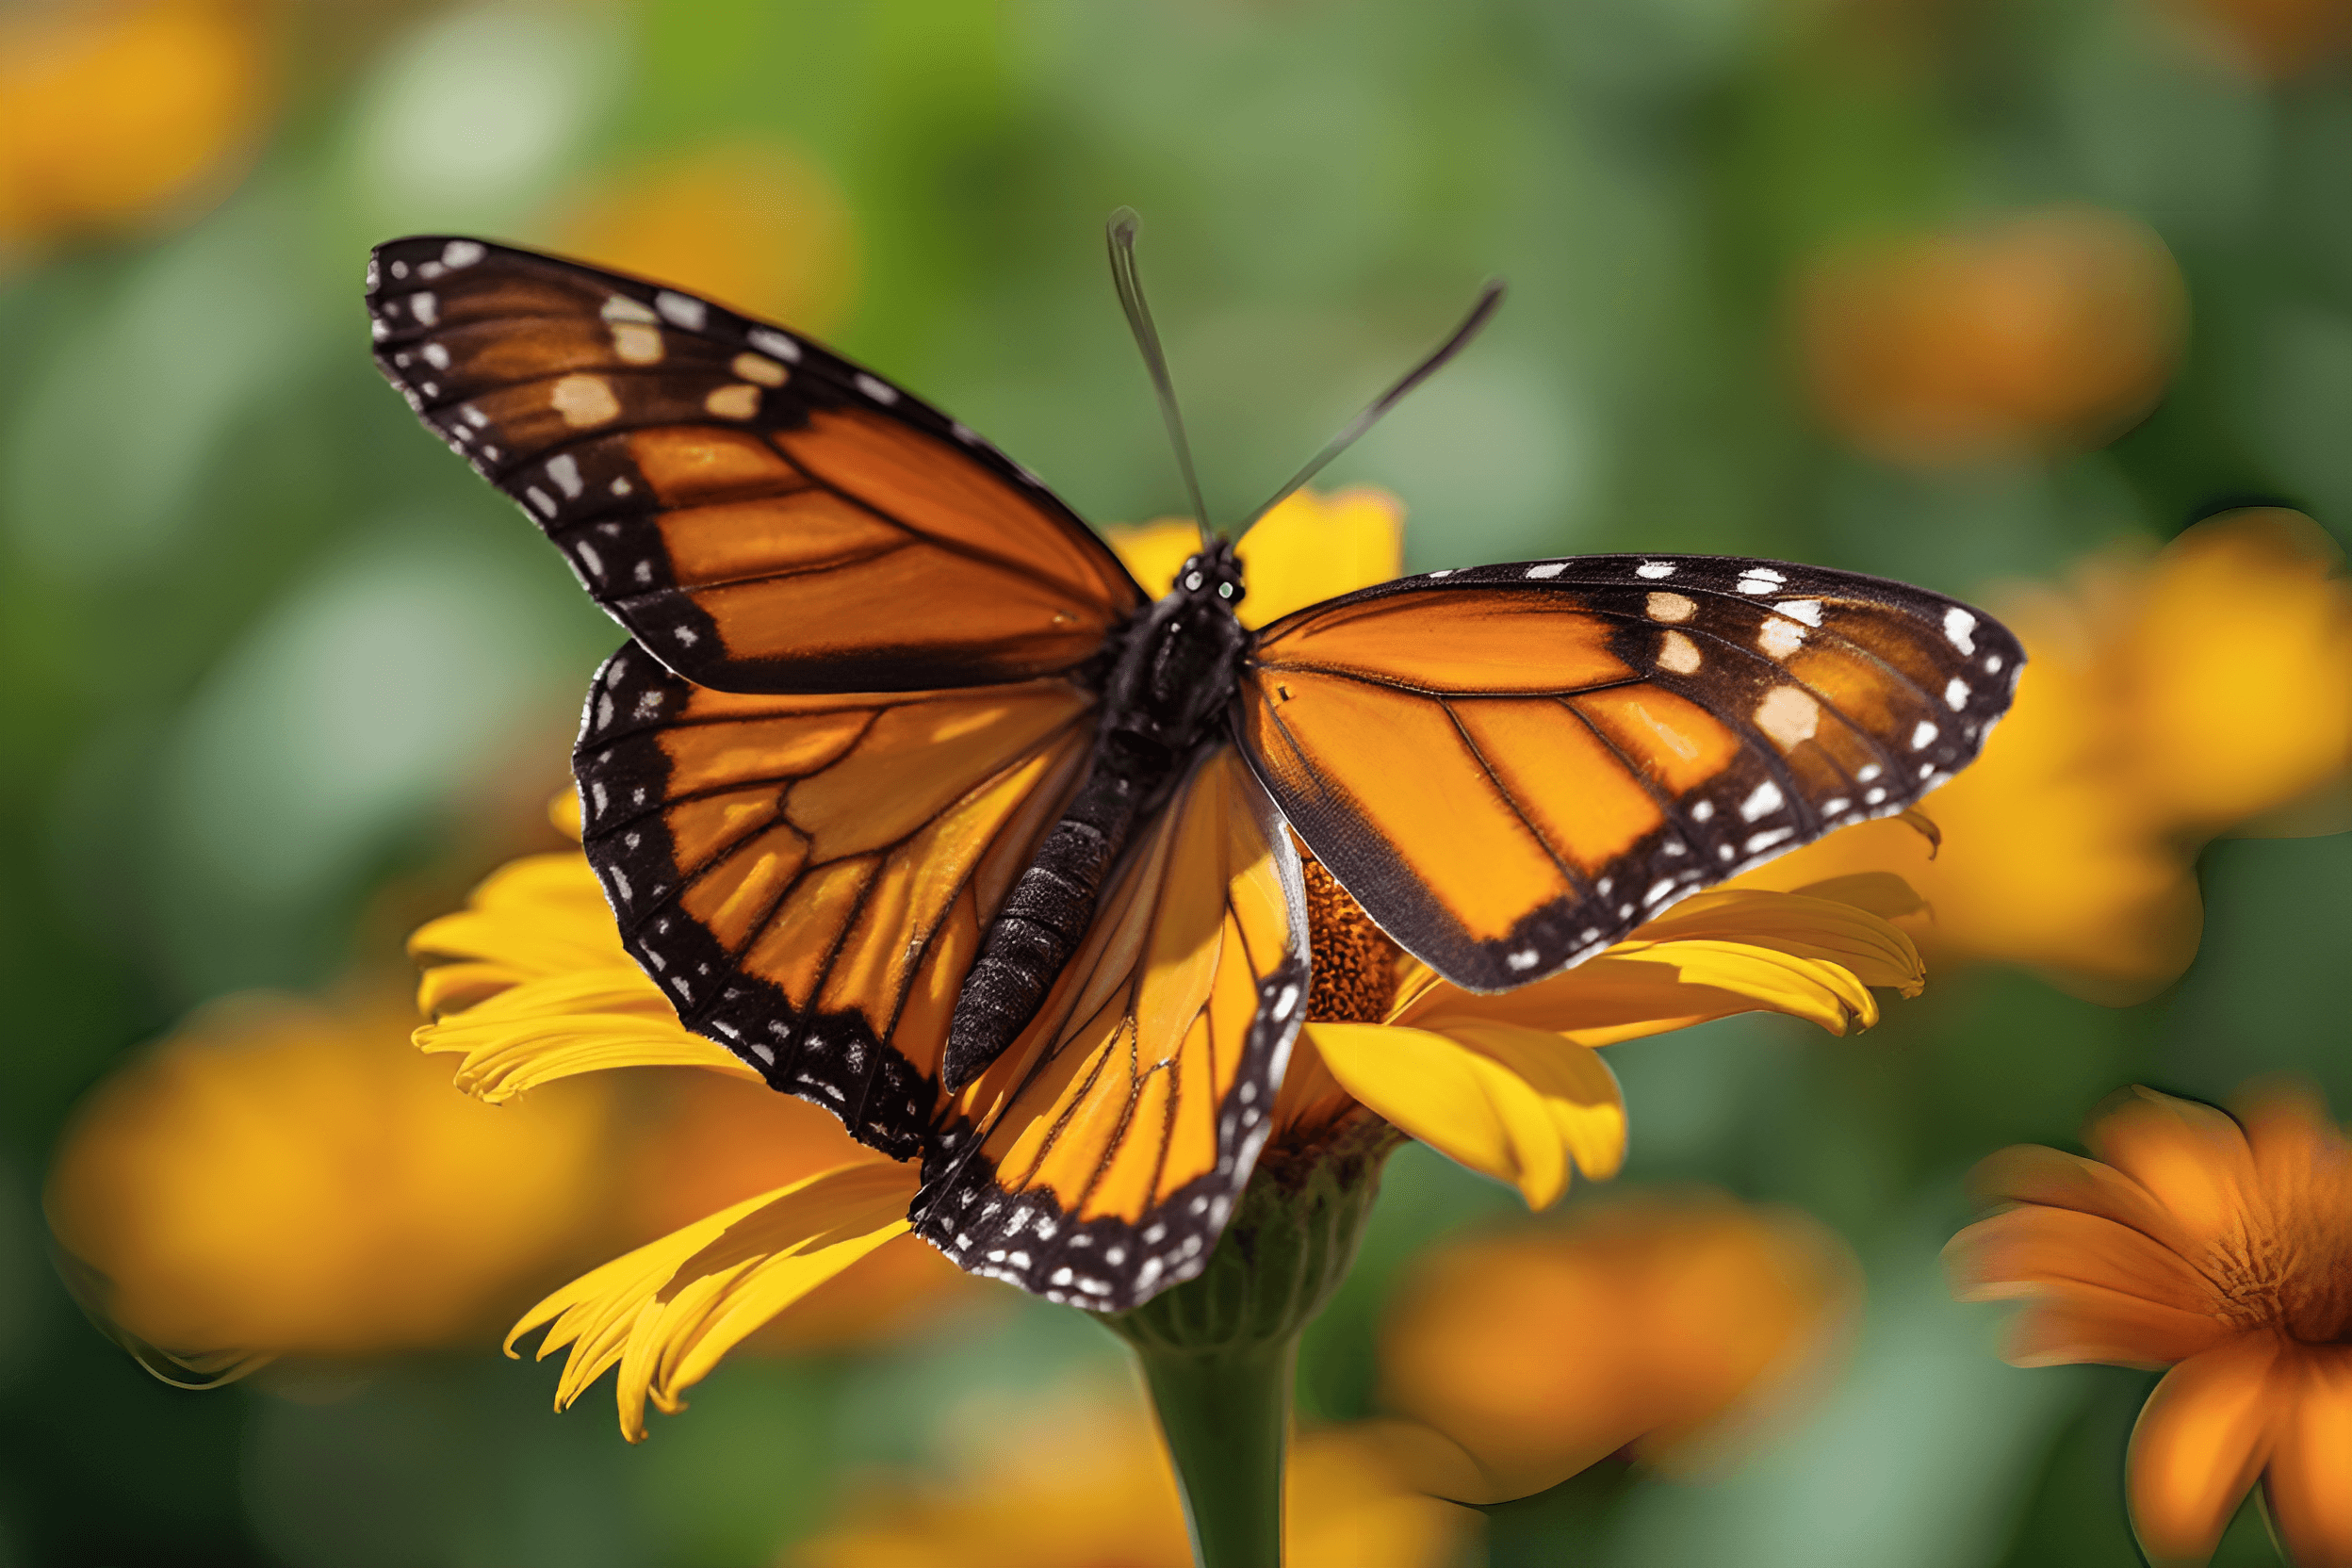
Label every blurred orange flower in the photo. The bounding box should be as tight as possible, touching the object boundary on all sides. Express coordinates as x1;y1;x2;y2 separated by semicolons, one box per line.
2167;0;2352;76
44;989;611;1372
545;139;858;334
1948;1083;2352;1566
1799;206;2184;467
1373;1192;1859;1504
789;1389;1477;1568
0;0;270;251
1740;509;2352;1000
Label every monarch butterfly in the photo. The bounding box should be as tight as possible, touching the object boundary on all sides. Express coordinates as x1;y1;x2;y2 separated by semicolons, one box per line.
368;224;2022;1310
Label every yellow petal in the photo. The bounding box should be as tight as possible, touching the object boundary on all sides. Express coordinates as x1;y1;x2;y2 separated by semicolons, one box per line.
1104;484;1405;629
414;972;758;1102
409;853;629;999
409;850;755;1098
1227;485;1405;628
511;1160;920;1441
1392;886;1919;1046
1306;1021;1625;1209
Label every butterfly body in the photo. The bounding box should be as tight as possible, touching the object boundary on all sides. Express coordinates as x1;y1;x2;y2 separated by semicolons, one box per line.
368;235;2024;1309
944;540;1250;1089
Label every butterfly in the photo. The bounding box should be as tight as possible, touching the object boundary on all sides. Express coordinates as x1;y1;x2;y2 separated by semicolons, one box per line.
368;233;2023;1311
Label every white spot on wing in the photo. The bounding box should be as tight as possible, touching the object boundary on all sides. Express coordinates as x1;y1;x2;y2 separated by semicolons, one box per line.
1777;598;1823;627
1636;561;1674;579
1525;562;1567;579
1739;780;1785;821
1945;677;1970;710
1758;617;1806;659
853;372;900;404
409;291;437;325
1911;720;1939;750
1755;686;1820;747
655;290;707;330
547;454;582;497
1658;629;1702;674
1943;606;1977;654
1646;592;1694;622
746;327;802;362
442;239;485;269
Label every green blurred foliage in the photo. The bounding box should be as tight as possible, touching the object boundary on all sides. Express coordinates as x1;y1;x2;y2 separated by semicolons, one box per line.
3;0;2347;1563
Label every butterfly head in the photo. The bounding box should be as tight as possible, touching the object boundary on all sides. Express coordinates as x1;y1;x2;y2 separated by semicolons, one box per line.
1176;540;1246;610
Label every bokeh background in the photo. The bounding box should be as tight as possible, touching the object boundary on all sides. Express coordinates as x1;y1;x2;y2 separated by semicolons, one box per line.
5;0;2350;1563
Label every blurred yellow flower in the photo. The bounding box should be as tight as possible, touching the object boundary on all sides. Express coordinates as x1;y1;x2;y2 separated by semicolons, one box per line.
1373;1191;1860;1503
788;1389;1477;1568
0;0;270;251
544;139;858;335
1949;1082;2352;1566
45;988;611;1370
410;487;1933;1438
1740;509;2352;1000
1799;206;2184;467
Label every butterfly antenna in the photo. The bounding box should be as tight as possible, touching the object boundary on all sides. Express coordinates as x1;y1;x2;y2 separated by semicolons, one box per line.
1107;208;1215;547
1239;279;1506;536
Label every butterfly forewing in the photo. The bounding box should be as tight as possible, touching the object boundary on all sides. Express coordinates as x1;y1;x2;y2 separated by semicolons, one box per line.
574;644;1097;1157
911;747;1310;1310
367;237;1145;694
1238;554;2023;991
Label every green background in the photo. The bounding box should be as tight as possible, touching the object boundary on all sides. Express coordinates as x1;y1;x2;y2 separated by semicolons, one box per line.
4;1;2348;1562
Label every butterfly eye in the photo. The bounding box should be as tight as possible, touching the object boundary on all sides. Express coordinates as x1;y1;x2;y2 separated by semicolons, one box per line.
1217;581;1234;599
1185;572;1204;591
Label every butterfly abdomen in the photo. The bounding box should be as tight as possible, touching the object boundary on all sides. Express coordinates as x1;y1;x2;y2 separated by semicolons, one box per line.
941;546;1252;1091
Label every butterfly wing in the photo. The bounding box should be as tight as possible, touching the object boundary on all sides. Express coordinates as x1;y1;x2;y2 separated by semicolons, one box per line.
911;745;1309;1310
576;644;1098;1157
1237;554;2023;991
367;237;1146;694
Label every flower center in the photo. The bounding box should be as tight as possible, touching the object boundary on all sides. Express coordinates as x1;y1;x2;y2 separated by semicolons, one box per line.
1301;857;1399;1024
2211;1215;2352;1343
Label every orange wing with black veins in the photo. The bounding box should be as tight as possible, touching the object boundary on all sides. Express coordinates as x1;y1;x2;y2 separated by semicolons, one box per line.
1238;554;2024;992
367;236;1144;695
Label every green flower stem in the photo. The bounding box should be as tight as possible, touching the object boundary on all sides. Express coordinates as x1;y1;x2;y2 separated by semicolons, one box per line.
1106;1113;1401;1568
1132;1335;1296;1568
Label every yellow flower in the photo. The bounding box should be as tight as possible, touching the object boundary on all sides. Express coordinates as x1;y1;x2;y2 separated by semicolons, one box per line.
1105;485;1406;628
1798;206;2184;467
1741;508;2352;1000
787;1388;1476;1568
1371;1191;1859;1504
1273;855;1923;1211
0;0;270;251
44;988;612;1372
542;139;858;335
1948;1082;2352;1566
411;488;1930;1437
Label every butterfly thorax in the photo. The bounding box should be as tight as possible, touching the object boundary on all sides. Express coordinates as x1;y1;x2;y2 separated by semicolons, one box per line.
939;544;1250;1093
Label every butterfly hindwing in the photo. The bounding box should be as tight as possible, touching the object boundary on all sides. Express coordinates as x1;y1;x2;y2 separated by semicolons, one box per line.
575;643;1098;1157
367;237;1146;695
1237;554;2024;991
911;745;1310;1310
